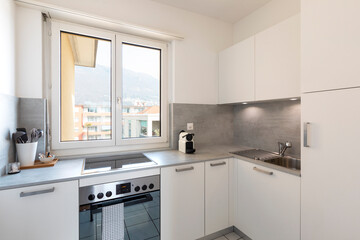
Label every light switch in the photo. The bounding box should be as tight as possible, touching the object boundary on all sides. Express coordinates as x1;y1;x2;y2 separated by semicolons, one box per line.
187;123;194;131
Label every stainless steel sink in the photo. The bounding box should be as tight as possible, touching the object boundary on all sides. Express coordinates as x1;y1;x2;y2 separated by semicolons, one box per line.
263;156;301;171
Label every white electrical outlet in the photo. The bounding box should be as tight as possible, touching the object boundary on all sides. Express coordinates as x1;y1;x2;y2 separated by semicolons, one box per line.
187;123;194;131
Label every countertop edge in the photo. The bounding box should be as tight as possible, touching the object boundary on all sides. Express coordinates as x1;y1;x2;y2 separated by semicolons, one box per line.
231;154;301;177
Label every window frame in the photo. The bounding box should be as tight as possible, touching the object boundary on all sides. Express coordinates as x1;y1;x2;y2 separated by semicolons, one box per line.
115;33;168;146
50;21;168;152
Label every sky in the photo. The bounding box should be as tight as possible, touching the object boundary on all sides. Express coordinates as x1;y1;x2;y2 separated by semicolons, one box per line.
95;39;160;79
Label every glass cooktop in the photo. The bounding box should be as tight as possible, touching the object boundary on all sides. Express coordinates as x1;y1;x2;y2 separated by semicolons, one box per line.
82;153;157;174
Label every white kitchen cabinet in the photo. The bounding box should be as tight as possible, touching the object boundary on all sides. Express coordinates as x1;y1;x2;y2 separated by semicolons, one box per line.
0;181;79;240
205;159;229;235
255;14;300;101
301;89;360;239
161;162;205;240
219;36;255;104
302;0;360;92
236;159;300;240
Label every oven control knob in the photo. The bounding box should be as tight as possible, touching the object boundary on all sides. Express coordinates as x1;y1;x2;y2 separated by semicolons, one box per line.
88;194;95;201
135;186;140;192
142;185;147;191
97;193;104;199
149;183;154;189
106;191;112;197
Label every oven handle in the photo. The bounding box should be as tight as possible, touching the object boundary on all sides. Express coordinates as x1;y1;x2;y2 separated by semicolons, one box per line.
87;193;154;222
88;192;152;210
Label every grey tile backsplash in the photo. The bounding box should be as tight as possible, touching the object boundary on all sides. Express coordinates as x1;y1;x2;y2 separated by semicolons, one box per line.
233;100;301;158
0;94;47;176
171;103;234;149
172;100;301;158
1;96;300;175
18;98;47;161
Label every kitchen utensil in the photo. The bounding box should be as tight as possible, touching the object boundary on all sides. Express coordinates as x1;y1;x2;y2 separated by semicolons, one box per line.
16;128;28;142
30;128;37;142
12;131;26;143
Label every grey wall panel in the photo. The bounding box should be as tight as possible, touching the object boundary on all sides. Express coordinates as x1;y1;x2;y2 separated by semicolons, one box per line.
233;100;301;158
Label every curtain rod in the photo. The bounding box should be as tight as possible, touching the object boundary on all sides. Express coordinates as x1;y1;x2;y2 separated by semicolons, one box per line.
15;0;184;41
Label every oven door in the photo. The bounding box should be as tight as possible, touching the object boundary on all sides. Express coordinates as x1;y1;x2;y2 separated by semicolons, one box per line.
80;190;160;240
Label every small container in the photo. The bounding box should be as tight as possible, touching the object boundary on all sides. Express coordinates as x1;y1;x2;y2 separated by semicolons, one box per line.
8;162;21;174
39;155;55;163
16;142;38;166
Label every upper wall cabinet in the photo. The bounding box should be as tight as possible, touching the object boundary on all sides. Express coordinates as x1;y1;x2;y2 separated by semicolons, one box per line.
255;14;300;101
218;15;300;104
302;0;360;93
219;37;255;104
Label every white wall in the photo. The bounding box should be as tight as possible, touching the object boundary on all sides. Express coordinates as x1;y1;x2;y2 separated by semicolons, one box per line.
233;0;300;43
17;0;233;104
0;0;16;97
16;6;43;98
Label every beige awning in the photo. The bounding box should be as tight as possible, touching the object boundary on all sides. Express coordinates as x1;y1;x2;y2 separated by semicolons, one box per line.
68;34;98;68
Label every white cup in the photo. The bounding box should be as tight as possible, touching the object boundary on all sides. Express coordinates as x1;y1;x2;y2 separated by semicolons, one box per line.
16;142;38;166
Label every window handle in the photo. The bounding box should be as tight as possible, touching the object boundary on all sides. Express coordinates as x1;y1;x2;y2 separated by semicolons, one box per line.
117;97;121;104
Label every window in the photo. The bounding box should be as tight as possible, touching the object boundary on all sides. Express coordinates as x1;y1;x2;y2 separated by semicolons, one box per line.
122;43;161;139
51;21;168;151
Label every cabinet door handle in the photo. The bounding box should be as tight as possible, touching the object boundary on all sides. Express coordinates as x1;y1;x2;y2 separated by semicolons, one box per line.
175;166;194;172
304;122;310;147
253;167;273;175
20;187;55;198
210;161;226;167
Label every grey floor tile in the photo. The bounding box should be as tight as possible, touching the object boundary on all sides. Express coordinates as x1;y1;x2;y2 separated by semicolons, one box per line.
125;209;151;227
80;236;96;240
214;237;228;240
143;197;160;209
79;211;91;224
125;203;145;214
153;219;160;233
127;221;159;240
147;236;160;240
225;232;242;240
79;222;95;239
147;206;160;220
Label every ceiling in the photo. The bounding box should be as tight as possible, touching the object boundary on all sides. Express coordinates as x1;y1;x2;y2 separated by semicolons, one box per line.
151;0;272;23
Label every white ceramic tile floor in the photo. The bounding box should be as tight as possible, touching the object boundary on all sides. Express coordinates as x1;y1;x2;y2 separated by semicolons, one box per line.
213;232;243;240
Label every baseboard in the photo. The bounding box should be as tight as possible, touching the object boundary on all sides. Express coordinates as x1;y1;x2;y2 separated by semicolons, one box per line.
197;226;234;240
234;226;252;240
197;226;252;240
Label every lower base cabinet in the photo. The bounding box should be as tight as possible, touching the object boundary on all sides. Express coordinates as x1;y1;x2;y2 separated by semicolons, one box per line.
236;159;300;240
0;181;79;240
161;162;205;240
205;159;229;235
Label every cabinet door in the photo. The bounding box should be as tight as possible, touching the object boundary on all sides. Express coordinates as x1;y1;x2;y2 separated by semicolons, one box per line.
302;89;360;239
255;14;300;100
0;181;79;240
205;159;229;235
236;160;300;240
219;37;255;104
302;0;360;92
161;162;204;240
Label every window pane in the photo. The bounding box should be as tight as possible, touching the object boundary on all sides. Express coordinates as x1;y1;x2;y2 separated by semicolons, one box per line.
60;32;112;142
122;43;161;139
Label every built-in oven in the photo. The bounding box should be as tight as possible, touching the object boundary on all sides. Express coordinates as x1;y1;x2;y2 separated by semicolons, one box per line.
79;175;160;240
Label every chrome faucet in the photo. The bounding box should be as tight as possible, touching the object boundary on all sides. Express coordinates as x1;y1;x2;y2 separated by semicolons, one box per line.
278;141;292;157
